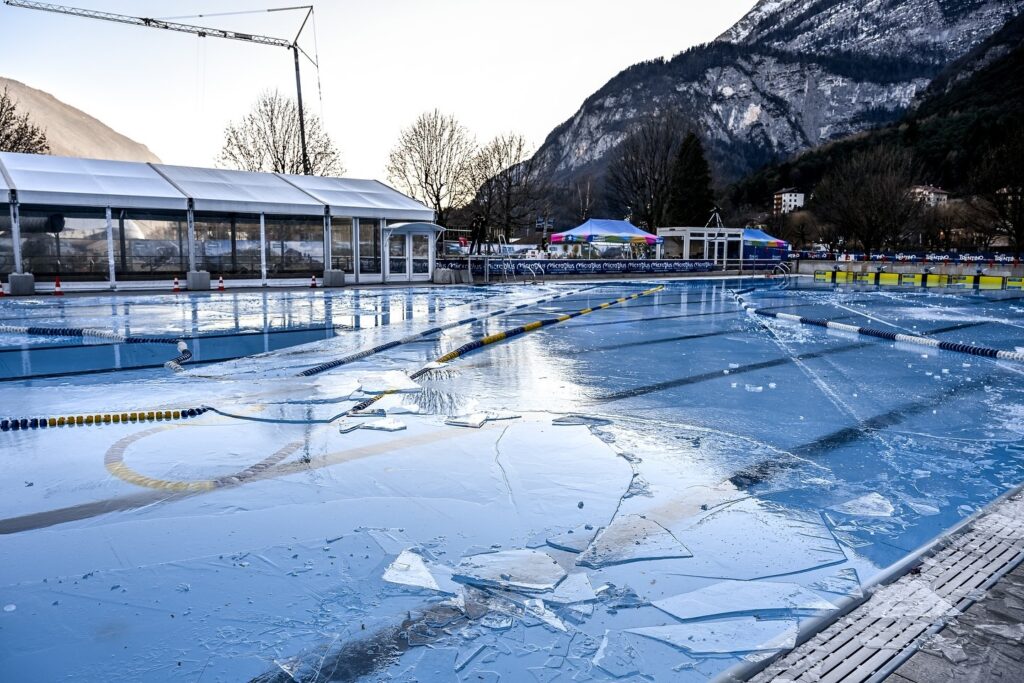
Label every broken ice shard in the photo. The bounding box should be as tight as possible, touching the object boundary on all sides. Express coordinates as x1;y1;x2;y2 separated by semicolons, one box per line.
546;525;599;553
653;580;835;621
593;630;643;678
551;414;613;426
810;568;864;598
357;371;421;394
577;515;692;568
544;572;597;606
628;617;799;654
382;549;458;595
360;417;407;432
453;548;566;592
829;492;896;517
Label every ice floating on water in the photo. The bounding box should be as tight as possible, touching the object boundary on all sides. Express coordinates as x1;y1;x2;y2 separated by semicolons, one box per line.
446;411;521;428
360;417;407;432
745;384;764;393
383;549;458;595
551;414;613;426
546;525;599;553
628;617;799;654
453;548;565;592
3;604;15;612
577;515;692;568
653;580;835;621
829;492;895;517
337;419;363;433
357;370;421;394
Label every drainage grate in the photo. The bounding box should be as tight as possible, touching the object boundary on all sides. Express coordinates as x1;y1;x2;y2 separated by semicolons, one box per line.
750;492;1024;683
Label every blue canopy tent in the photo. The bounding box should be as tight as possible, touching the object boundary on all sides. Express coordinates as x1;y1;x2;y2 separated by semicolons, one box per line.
551;219;663;249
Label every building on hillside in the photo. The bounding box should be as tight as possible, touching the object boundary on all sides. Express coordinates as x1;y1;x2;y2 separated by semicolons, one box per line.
773;188;805;215
911;185;949;207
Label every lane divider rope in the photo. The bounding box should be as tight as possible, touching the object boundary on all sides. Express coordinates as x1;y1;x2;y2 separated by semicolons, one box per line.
1;407;209;432
297;286;595;376
0;325;192;371
731;290;1024;363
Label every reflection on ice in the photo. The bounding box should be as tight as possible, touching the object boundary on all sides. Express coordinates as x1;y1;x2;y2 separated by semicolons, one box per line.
628;616;799;654
653;580;835;621
577;515;692;568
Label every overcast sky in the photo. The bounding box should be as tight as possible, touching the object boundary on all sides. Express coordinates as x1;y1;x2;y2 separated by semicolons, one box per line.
0;1;756;178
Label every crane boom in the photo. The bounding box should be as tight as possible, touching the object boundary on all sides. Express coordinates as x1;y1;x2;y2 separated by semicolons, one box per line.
3;1;293;48
4;0;315;175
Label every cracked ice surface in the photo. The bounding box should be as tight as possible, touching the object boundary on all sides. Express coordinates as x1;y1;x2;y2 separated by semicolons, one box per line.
3;281;1024;681
629;617;800;653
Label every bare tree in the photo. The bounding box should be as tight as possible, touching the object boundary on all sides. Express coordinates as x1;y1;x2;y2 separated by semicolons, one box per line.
218;89;343;176
972;130;1024;256
811;147;919;254
605;114;686;231
0;86;49;154
386;110;476;226
574;175;597;224
467;133;544;251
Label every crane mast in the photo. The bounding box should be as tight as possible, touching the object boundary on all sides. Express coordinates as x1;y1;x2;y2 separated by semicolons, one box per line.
4;0;315;175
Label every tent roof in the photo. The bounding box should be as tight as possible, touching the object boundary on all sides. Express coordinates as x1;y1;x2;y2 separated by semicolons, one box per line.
742;228;789;246
152;164;323;216
0;152;433;219
0;151;188;211
279;175;433;221
553;218;663;243
385;221;445;235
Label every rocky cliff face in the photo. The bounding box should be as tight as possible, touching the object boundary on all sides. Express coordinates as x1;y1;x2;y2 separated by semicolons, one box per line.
533;0;1023;185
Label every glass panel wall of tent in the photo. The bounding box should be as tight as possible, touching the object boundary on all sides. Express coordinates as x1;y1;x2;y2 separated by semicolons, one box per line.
1;205;428;284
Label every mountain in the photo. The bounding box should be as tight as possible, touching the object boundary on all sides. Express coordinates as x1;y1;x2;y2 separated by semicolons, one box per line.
530;0;1023;188
1;77;160;162
728;10;1024;206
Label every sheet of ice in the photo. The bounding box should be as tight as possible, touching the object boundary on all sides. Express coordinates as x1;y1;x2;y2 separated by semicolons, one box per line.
360;417;407;432
577;515;692;568
654;580;835;621
810;568;864;598
453;549;566;592
382;549;459;595
546;524;599;553
593;630;644;678
551;414;613;426
672;498;847;580
829;492;896;517
628;617;799;654
545;572;597;605
357;370;421;394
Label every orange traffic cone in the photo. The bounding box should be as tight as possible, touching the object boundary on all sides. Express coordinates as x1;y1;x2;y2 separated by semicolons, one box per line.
172;276;181;293
310;274;317;288
53;276;64;296
218;275;225;292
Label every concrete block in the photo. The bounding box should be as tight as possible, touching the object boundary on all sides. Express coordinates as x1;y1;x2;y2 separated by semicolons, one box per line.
186;271;211;291
459;268;474;284
323;270;346;287
8;272;35;296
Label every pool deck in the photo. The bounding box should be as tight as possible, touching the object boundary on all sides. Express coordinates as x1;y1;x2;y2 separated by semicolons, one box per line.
745;487;1024;683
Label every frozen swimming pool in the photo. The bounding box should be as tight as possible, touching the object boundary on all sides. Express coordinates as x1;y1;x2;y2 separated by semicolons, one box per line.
0;279;1022;682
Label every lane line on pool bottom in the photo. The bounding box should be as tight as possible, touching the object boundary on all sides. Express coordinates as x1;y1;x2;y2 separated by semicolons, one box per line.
731;290;1024;363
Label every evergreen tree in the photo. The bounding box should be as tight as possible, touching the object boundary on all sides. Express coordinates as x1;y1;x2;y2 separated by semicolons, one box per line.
667;132;715;226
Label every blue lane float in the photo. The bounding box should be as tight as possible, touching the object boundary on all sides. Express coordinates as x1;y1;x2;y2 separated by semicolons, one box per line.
0;324;193;371
731;291;1024;363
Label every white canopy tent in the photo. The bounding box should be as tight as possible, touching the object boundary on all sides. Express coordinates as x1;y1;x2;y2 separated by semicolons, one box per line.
0;152;437;290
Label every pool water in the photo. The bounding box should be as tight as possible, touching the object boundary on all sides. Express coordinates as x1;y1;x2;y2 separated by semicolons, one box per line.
0;279;1022;682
